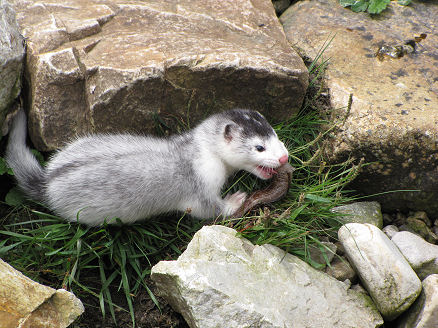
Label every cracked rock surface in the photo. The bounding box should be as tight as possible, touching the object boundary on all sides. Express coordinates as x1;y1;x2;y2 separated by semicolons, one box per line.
281;0;438;215
10;0;308;150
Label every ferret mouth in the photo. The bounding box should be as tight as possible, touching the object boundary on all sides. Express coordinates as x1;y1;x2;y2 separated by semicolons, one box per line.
256;165;277;179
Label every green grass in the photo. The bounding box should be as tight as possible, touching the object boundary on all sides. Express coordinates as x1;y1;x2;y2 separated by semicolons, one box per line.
0;43;361;326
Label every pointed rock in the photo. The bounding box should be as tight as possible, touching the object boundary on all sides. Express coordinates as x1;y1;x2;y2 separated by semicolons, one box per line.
0;258;84;327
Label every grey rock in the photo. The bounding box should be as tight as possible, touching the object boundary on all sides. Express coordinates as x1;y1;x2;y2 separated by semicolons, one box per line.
396;274;438;328
339;223;422;320
392;231;438;280
152;225;383;328
0;0;24;133
383;225;399;239
331;202;383;228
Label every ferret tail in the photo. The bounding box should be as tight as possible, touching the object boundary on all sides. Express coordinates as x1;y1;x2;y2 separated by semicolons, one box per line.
6;109;46;202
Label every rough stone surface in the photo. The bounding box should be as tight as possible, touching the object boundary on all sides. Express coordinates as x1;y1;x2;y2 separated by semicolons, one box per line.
10;0;308;151
392;231;438;280
0;0;25;134
331;202;383;228
339;223;422;321
396;274;438;328
0;258;84;327
151;225;383;328
281;0;438;216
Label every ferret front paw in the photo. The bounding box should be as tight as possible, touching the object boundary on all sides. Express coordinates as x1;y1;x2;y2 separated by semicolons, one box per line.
222;191;247;216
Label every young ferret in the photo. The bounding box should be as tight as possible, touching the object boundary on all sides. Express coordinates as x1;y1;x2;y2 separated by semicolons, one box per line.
6;109;289;226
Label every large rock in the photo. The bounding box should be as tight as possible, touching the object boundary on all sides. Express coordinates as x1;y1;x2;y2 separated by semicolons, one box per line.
396;274;438;328
10;0;308;151
331;202;383;228
281;0;438;215
151;225;383;328
0;0;24;134
392;231;438;280
338;223;422;321
0;258;84;327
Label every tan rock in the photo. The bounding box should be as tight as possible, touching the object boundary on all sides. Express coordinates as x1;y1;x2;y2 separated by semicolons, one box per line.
281;0;438;215
11;0;308;151
0;258;84;328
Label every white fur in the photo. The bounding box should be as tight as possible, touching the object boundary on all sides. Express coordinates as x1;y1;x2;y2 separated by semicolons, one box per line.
7;109;289;226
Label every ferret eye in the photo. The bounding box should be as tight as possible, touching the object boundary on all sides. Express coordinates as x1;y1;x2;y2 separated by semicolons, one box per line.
255;145;265;152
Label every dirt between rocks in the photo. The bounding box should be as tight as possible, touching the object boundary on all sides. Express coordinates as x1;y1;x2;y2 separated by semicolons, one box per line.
76;278;189;328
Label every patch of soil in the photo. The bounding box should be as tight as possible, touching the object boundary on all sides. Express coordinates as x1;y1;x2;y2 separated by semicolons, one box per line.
76;278;189;328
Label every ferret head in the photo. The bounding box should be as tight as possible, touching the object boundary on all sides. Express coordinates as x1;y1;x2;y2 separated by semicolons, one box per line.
218;109;289;180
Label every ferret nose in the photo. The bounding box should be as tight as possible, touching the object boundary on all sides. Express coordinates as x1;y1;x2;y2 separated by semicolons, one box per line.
279;155;288;165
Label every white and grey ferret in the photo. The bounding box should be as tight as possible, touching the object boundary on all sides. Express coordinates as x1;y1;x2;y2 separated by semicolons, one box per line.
6;109;289;226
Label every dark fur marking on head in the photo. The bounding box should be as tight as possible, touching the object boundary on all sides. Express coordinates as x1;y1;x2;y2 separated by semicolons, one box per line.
222;109;274;139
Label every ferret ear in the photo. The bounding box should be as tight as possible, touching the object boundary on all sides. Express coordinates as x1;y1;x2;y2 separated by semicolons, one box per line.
224;123;238;143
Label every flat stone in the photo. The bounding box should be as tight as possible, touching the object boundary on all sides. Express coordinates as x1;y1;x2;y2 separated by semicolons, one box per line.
331;202;383;228
396;274;438;328
0;258;84;327
392;231;438;280
339;223;422;320
10;0;308;151
281;0;438;216
0;0;24;133
151;225;383;328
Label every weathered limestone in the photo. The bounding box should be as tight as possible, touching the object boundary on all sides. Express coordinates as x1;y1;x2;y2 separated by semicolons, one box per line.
0;0;25;134
10;0;308;151
392;231;438;280
396;274;438;328
338;223;422;320
281;0;438;215
0;258;84;327
152;225;383;328
331;202;383;228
